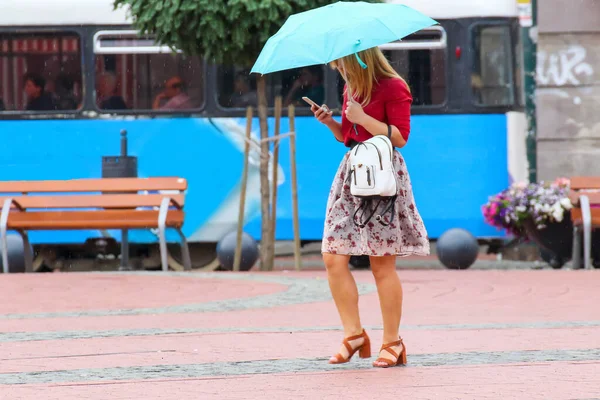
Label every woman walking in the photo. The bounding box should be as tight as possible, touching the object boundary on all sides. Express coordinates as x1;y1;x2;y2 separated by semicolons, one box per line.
311;47;429;368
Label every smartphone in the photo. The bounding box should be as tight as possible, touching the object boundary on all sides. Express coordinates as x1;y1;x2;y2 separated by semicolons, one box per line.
302;96;319;108
302;97;331;114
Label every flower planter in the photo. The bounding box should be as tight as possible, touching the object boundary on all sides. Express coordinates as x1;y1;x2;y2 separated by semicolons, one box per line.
482;178;579;269
523;211;600;268
523;215;573;268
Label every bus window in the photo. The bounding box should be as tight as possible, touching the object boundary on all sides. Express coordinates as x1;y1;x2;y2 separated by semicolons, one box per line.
515;32;525;107
0;32;82;112
216;66;258;108
383;48;446;106
216;65;325;109
472;25;515;106
93;31;204;112
336;28;447;107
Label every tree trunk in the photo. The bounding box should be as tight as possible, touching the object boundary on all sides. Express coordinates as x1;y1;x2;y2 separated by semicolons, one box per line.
256;75;273;271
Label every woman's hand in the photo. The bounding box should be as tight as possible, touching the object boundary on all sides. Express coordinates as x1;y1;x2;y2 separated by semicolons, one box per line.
345;98;367;124
311;104;334;125
312;103;343;142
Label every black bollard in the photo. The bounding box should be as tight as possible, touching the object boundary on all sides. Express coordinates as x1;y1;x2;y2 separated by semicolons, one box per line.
119;130;130;271
101;129;138;271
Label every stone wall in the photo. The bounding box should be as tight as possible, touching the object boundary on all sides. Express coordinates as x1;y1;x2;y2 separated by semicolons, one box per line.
536;0;600;180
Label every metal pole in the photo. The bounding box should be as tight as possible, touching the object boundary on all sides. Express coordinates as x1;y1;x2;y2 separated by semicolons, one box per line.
119;129;131;271
233;107;253;272
121;128;128;157
521;0;537;183
288;105;302;271
268;97;282;270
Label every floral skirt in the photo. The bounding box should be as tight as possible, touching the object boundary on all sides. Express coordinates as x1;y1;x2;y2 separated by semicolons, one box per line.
321;150;430;257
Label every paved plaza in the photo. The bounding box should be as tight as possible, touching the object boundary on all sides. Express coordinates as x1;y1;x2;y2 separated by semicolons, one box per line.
1;264;599;399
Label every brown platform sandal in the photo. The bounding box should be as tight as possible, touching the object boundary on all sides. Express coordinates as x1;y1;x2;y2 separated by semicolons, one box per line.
373;337;407;368
329;329;371;364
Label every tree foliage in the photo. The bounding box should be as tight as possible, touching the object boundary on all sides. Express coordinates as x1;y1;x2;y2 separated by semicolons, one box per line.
114;0;380;271
114;0;380;66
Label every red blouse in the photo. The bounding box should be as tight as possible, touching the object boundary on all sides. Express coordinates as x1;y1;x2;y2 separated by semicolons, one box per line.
340;78;412;147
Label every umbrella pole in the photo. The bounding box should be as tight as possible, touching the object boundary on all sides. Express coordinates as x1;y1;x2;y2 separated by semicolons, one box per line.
288;104;302;271
340;57;353;100
234;106;253;272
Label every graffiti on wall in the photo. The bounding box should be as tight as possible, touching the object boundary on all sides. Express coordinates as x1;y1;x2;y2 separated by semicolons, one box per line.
537;45;594;86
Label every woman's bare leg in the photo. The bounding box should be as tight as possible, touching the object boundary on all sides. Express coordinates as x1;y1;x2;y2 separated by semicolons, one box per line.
369;255;404;366
323;253;365;361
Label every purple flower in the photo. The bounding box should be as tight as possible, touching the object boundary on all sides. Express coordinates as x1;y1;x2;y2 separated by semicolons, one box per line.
482;180;572;237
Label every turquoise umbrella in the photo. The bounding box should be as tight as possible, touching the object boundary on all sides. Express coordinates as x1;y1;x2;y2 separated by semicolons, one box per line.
250;1;438;75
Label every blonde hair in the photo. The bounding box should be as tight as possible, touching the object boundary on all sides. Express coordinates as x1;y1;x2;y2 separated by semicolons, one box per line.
330;47;409;106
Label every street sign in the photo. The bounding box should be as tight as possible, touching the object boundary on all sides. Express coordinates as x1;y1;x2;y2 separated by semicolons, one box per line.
517;0;533;27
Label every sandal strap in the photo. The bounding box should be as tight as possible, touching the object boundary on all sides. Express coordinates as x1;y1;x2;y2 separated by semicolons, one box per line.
342;340;354;354
381;347;398;359
345;330;366;342
374;357;396;366
380;338;403;351
342;329;366;354
380;337;404;358
331;330;368;363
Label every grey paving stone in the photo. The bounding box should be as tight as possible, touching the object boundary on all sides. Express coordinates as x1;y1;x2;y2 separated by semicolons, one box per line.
1;348;599;385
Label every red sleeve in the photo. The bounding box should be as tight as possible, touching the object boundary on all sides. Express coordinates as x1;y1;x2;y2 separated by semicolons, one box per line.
384;79;413;141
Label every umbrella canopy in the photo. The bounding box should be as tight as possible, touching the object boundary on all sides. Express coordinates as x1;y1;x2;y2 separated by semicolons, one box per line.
251;1;438;75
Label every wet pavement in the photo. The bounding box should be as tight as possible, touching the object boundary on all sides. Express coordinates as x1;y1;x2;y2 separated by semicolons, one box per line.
1;267;599;399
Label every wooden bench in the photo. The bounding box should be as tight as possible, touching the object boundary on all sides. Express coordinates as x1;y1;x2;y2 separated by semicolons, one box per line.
0;177;191;273
569;176;600;269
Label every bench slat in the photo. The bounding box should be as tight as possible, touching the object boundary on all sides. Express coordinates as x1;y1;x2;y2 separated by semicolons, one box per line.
568;191;600;206
570;176;600;190
6;210;184;230
0;194;185;209
0;177;187;194
570;208;600;226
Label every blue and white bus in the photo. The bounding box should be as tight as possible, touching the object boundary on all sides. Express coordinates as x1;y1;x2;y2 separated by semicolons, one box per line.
0;0;525;268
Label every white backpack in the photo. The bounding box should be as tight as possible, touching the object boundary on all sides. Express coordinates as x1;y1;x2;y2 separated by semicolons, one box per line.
349;135;397;198
348;132;398;228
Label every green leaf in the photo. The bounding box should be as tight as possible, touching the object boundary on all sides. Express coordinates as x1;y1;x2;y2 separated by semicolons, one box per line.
112;0;381;67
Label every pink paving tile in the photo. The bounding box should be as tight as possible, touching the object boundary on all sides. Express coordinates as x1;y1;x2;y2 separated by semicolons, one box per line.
2;269;600;399
0;274;286;314
2;327;599;373
3;270;599;334
2;361;599;400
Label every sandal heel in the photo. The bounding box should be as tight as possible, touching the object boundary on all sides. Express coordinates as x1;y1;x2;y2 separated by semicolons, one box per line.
359;336;371;358
398;342;407;365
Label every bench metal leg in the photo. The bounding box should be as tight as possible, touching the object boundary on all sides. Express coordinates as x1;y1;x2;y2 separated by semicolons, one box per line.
175;228;192;271
580;195;592;270
17;230;34;273
0;228;8;274
119;228;132;271
157;197;171;272
0;198;13;274
572;224;582;269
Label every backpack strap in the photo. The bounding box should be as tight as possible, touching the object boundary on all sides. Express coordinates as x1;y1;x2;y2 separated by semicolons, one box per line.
352;124;390;139
353;196;397;228
375;196;397;227
353;198;380;228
